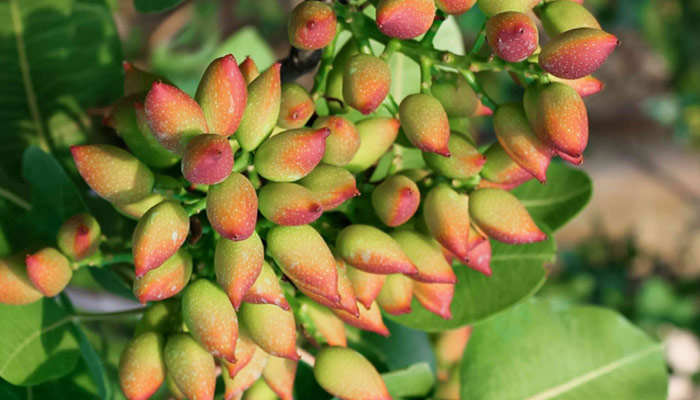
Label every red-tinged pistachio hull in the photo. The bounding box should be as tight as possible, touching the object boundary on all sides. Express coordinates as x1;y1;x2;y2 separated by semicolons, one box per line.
297;259;359;316
254;128;330;182
436;0;476;14
486;12;539;63
371;175;420;227
288;1;337;50
215;233;264;310
109;95;180;168
222;346;269;399
263;356;297;400
467;224;488;252
195;54;247;137
182;279;238;362
239;303;300;360
298;164;359;211
134;299;180;335
258;182;323;226
539;28;618;80
392;230;457;284
399;94;451;156
118;332;166;400
278;83;315;129
115;193;166;220
132;201;189;277
469;188;546;244
477;0;539;17
314;347;391;400
431;72;479;118
480;142;534;189
144;82;209;154
207;172;258;241
243;261;290;310
556;149;583;165
376;273;413;315
376;0;436;39
71;144;154;204
493;103;552;182
423;185;471;261
540;0;601;37
424;132;485;180
346;265;386;310
123;61;165;96
239;56;260;84
524;82;589;160
413;281;454;319
181;134;234;185
300;298;348;347
165;375;185;400
336;224;418;275
313;116;361;166
164;334;216;400
0;254;43;304
267;225;340;303
345;117;401;173
343;54;391;115
237;63;282;151
333;301;390;336
472;98;494;117
133;249;192;303
222;328;257;378
57;213;100;261
551;75;604;98
462;238;492;276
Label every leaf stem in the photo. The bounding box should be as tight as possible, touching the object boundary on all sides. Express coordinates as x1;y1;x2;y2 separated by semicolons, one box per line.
459;68;498;111
185;197;207;216
469;23;487;56
75;252;133;268
419;57;433;94
311;29;340;99
0;187;30;210
420;11;446;47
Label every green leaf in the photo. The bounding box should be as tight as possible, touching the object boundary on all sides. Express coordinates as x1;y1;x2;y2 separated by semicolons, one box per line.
511;162;593;231
361;320;437;373
0;0;123;182
133;0;184;13
1;359;103;400
382;362;435;399
0;299;80;386
461;299;668;400
388;227;556;331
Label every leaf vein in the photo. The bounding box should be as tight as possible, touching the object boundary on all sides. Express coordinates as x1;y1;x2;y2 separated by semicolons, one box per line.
0;315;72;376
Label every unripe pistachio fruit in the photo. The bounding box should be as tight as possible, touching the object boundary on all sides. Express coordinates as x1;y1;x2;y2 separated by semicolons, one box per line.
195;54;247;137
164;334;217;400
71;144;154;204
343;54;391;115
376;273;413;315
181;134;234;185
214;232;264;309
118;332;166;400
480;142;534;189
242;260;290;310
239;56;260;84
299;298;348;346
539;28;619;80
371;174;420;227
436;0;476;14
278;83;315;129
288;1;337;50
254;127;330;182
469;188;546;244
392;230;457;283
376;0;436;39
122;61;164;96
222;346;269;399
57;213;101;261
539;0;601;37
132;201;190;277
477;0;539;17
423;185;472;261
423;132;485;180
333;300;390;336
25;248;72;297
298;164;359;211
133;249;193;303
239;302;300;360
346;265;386;310
0;254;42;305
263;356;298;400
258;182;323;226
486;12;539;63
431;72;479;118
550;75;604;98
345;117;400;173
313;116;361;166
399;93;451;156
336;224;418;275
207;172;258;241
237;63;282;151
314;347;391;400
413;280;454;319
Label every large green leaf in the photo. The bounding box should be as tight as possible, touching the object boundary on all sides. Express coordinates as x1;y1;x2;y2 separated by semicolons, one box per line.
133;0;184;13
388;228;556;331
461;299;668;399
0;0;122;180
382;362;435;399
0;299;80;386
512;163;593;232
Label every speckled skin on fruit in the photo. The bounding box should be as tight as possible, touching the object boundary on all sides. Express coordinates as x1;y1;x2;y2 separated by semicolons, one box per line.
469;188;547;244
423;185;472;261
258;182;323;226
119;332;166;400
336;224;418;275
263;356;298;400
115;193;166;220
237;63;282;151
435;0;476;14
392;230;457;283
0;254;43;305
144;82;209;154
222;345;269;398
346;265;387;310
298;164;359;211
463;238;493;276
345;117;400;173
206;172;258;241
71;144;155;204
214;232;264;310
333;300;391;336
24;248;71;297
242;261;291;310
132;249;192;304
477;0;540;17
195;54;247;137
539;0;601;37
371;175;420;227
550;75;604;98
164;334;217;400
222;328;257;378
313;116;361;166
288;1;337;50
254;128;330;182
278;83;315;129
239;302;300;360
493;103;552;182
342;54;391;115
486;11;539;63
314;347;391;400
181;134;234;185
300;298;348;346
413;280;455;319
132;201;189;277
480;142;534;189
399;93;452;156
57;213;100;261
267;225;340;303
376;273;413;315
239;56;260;84
376;0;436;39
431;72;479;118
539;28;618;80
423;132;485;180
